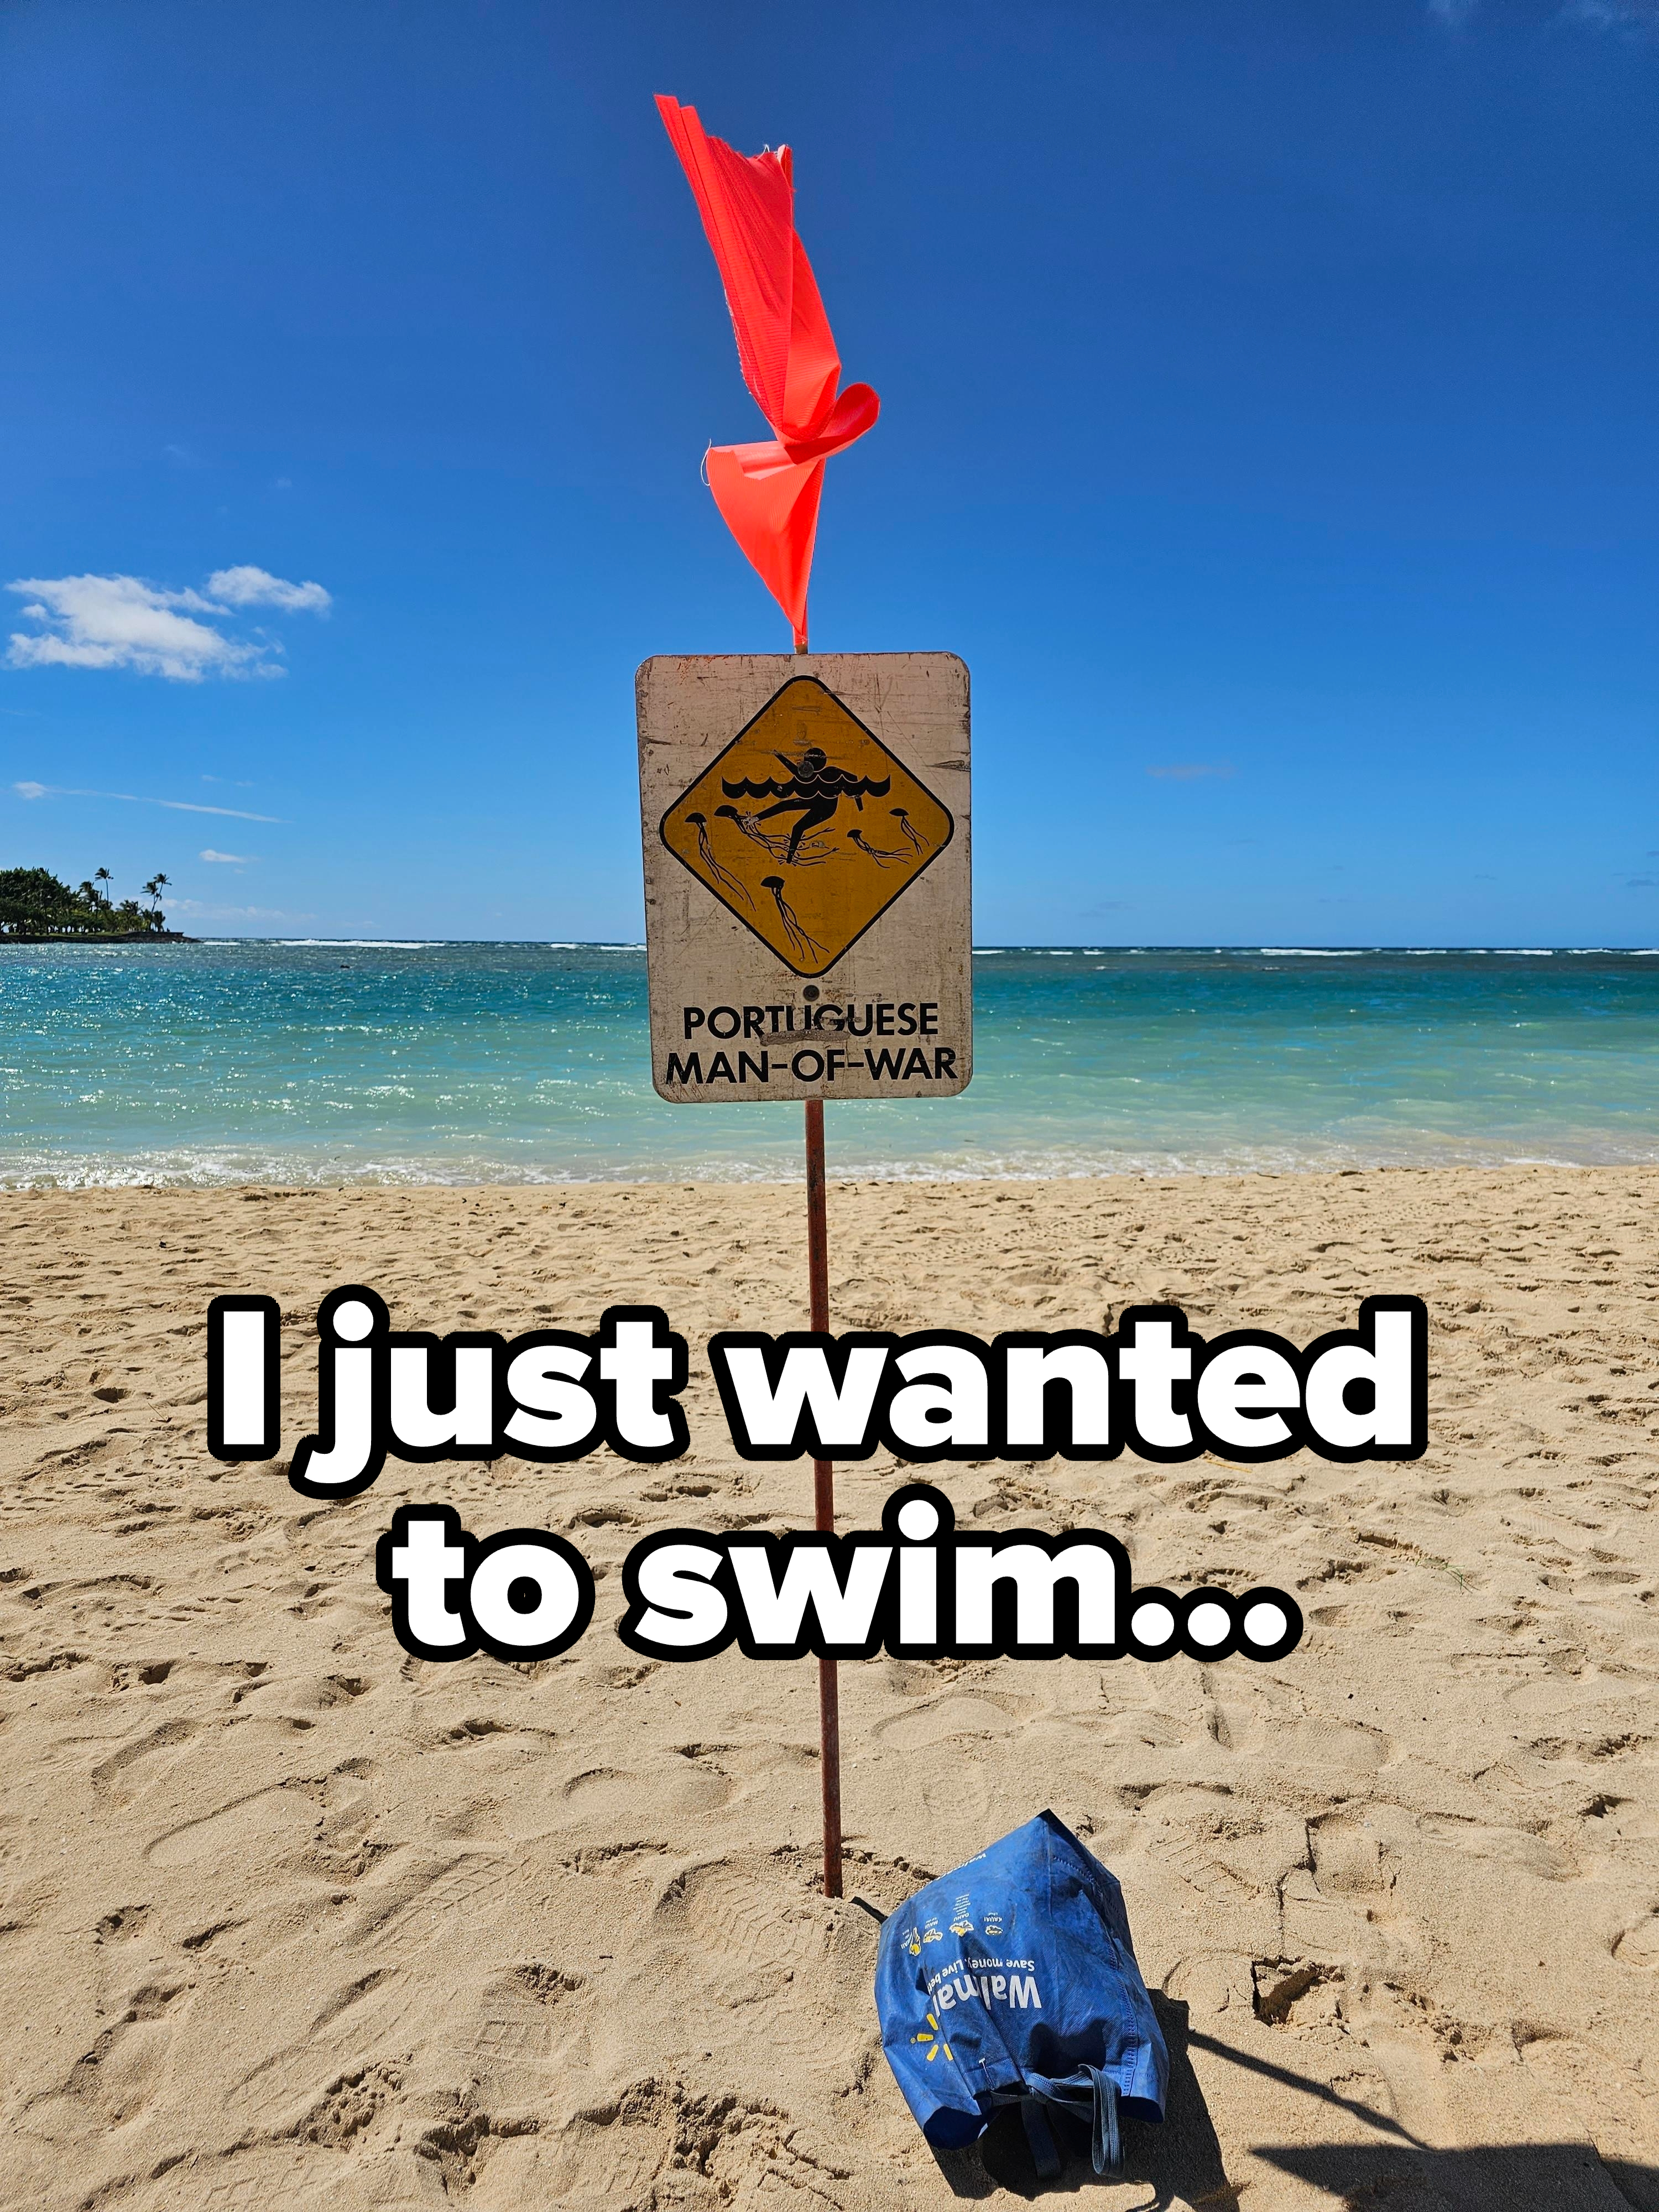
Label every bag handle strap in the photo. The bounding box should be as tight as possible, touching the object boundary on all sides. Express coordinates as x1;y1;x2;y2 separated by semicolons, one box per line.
1088;2066;1122;2176
1018;2095;1063;2182
1008;2067;1123;2179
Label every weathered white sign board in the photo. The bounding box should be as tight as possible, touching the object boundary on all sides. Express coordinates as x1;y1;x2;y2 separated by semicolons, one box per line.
637;653;971;1103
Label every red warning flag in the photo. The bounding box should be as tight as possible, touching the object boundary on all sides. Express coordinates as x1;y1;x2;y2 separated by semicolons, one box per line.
656;95;879;650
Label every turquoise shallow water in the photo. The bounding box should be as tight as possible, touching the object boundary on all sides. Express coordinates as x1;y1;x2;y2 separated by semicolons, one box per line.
3;940;1658;1186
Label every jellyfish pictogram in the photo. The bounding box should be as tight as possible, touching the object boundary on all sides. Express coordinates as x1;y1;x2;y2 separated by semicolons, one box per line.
890;806;931;854
846;828;911;868
761;875;828;964
714;802;789;858
684;812;751;904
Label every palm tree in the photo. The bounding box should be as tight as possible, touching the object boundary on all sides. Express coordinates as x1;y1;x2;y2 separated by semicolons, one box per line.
93;867;112;904
141;874;170;930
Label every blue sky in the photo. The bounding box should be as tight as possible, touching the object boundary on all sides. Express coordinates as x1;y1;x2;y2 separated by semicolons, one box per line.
1;0;1653;945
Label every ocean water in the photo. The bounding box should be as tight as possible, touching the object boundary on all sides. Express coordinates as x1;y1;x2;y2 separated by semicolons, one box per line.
3;940;1658;1187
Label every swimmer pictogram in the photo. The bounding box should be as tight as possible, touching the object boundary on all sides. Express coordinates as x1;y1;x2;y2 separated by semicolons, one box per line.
720;751;892;863
659;676;954;976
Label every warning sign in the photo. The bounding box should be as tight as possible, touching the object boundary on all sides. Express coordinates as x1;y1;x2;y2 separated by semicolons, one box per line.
638;654;971;1104
660;677;953;978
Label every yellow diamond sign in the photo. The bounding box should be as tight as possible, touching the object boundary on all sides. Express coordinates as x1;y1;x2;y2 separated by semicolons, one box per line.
659;676;954;978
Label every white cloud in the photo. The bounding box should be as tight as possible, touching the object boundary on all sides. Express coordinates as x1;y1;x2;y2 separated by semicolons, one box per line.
206;565;331;613
7;574;265;680
6;565;330;681
12;780;282;822
200;848;254;864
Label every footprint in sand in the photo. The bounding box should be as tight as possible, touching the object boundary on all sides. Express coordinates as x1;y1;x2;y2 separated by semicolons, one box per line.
291;2059;403;2150
462;1964;586;2068
1151;1830;1264;1910
1162;1951;1257;2023
1309;1810;1394;1899
1613;1916;1659;1969
1248;1963;1462;2145
1102;1703;1191;1749
561;1760;732;1819
222;1971;416;2120
535;2079;834;2209
1252;1957;1345;2030
148;1784;320;1869
1292;1712;1394;1770
1530;1729;1652;1764
1147;1794;1311;1903
90;1717;200;1807
1517;2028;1659;2173
920;1759;994;1835
196;2148;358;2210
200;2164;287;2209
93;1903;152;1944
652;1857;826;1978
352;1850;515;1957
27;1980;188;2138
1418;1812;1578;1881
516;2119;669;2204
874;1691;1035;1752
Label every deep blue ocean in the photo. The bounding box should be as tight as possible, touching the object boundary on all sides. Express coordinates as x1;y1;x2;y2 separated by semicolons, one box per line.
3;940;1658;1186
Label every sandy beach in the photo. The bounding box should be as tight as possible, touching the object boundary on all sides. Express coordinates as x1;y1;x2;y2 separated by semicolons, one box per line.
4;1165;1658;2210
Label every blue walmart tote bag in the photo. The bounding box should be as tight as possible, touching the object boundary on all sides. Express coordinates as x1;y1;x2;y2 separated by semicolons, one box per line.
875;1810;1167;2179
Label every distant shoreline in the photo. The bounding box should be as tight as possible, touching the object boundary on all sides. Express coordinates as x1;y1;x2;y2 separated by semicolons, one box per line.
6;937;1659;954
0;930;197;945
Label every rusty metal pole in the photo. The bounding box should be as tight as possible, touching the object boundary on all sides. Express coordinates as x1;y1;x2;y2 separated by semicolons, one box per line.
804;1094;843;1900
795;629;842;1898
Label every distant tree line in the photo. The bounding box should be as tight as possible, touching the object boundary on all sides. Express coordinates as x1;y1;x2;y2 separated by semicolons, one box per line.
0;866;173;938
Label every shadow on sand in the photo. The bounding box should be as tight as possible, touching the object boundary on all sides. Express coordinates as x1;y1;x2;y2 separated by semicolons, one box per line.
930;1996;1659;2208
1255;2143;1657;2211
931;1996;1232;2204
